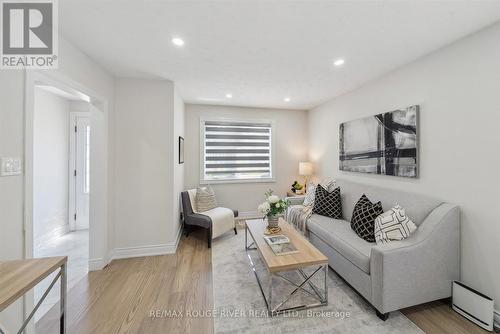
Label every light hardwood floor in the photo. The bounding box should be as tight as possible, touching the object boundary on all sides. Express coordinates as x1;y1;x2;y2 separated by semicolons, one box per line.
37;229;489;334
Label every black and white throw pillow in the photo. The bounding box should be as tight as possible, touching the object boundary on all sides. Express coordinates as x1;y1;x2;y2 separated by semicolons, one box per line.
312;185;342;219
374;205;417;244
350;195;383;243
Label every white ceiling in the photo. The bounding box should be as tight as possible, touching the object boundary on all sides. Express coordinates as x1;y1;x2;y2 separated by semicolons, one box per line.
60;1;500;110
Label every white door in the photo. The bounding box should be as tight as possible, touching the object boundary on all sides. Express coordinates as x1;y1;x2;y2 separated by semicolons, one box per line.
70;113;90;231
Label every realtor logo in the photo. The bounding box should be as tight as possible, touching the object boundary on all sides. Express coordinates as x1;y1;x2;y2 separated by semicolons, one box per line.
1;0;58;69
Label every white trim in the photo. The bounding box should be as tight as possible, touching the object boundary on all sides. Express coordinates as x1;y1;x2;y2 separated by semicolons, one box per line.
89;258;107;271
112;244;178;260
494;309;500;328
235;211;264;220
109;227;183;261
199;117;276;184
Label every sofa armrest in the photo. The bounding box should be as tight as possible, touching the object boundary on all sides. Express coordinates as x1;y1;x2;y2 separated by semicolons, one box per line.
370;203;460;313
286;196;305;206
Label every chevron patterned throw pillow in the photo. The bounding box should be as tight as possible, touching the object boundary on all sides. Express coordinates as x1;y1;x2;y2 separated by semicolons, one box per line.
350;194;383;242
374;205;417;244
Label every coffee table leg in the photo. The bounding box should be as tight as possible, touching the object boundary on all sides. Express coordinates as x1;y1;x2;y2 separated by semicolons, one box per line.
60;263;67;334
245;222;256;250
268;274;273;315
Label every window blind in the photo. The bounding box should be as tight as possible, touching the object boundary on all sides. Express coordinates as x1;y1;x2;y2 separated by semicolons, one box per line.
203;120;272;181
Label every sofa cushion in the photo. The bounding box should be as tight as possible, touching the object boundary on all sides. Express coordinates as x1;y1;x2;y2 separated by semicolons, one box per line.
307;214;373;274
312;185;342;219
374;205;417;244
350;195;384;243
336;179;441;226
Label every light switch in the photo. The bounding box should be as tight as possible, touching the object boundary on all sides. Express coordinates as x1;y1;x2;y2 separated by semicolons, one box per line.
0;157;22;176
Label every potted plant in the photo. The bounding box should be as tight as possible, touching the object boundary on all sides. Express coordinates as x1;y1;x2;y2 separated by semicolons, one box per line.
258;190;291;230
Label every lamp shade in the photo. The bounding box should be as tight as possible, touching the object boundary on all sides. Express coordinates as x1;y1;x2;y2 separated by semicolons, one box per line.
299;162;313;176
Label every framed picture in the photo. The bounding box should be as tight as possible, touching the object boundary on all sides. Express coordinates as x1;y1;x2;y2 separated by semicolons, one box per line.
339;105;419;178
178;136;184;164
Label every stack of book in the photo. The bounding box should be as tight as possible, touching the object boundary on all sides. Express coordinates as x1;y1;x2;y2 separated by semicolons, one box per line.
263;234;299;256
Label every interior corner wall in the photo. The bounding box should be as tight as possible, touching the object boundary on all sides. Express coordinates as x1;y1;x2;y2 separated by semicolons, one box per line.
184;104;309;213
308;22;500;312
33;88;71;247
113;78;177;253
0;36;115;332
172;86;185;245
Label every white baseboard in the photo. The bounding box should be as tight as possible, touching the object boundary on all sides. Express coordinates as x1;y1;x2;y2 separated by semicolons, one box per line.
111;227;183;261
494;309;500;327
235;211;264;221
89;257;106;271
89;227;183;270
112;243;176;260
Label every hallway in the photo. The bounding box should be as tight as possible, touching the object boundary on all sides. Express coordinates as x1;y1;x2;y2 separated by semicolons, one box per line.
34;230;88;321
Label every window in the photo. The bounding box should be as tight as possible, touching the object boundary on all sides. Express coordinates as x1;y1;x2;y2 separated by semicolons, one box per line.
201;119;273;183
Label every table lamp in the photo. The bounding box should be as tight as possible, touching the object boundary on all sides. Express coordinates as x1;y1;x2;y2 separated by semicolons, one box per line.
299;162;313;190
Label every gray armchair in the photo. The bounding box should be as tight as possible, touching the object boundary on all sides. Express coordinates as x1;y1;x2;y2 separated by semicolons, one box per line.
181;191;238;248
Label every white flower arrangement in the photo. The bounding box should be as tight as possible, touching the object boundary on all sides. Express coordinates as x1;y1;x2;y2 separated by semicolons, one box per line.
257;189;291;217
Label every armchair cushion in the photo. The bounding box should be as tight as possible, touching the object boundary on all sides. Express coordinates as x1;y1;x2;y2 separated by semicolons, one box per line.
201;207;235;239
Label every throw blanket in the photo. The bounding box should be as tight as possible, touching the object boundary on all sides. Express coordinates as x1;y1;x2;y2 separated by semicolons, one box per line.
202;207;235;239
286;205;313;235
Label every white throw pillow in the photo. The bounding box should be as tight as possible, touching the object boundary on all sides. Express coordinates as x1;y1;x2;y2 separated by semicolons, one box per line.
196;185;217;212
320;177;337;192
303;183;316;207
302;178;337;208
374;205;417;244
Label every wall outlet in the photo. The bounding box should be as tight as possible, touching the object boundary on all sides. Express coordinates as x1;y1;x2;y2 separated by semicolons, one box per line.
0;157;22;176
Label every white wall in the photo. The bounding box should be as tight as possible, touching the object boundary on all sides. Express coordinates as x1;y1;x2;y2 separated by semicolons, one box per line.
308;23;500;312
172;86;185;243
33;88;71;246
0;70;25;333
0;36;115;332
184;104;308;212
113;78;179;253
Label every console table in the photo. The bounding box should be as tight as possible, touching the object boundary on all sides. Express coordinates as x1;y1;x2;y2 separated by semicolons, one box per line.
0;256;67;334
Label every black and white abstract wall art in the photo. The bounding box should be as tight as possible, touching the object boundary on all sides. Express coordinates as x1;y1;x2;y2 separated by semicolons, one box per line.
339;105;419;178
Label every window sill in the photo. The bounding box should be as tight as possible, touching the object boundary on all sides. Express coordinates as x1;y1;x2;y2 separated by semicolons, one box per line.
200;178;276;185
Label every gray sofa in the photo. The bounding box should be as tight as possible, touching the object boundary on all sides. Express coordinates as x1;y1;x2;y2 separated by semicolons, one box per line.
289;179;460;319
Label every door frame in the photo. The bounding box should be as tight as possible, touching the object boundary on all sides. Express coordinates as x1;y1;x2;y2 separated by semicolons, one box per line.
24;70;109;333
68;111;90;231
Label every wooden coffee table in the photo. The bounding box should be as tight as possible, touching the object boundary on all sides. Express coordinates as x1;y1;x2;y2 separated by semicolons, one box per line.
245;218;328;316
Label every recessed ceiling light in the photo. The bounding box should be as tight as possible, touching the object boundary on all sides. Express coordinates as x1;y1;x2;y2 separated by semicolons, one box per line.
284;97;291;102
226;93;232;98
333;58;345;67
171;37;185;47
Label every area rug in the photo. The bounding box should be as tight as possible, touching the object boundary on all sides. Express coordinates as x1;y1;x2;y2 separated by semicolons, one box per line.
212;226;424;334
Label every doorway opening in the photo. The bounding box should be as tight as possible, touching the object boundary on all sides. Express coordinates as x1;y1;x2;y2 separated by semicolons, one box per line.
32;84;90;322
